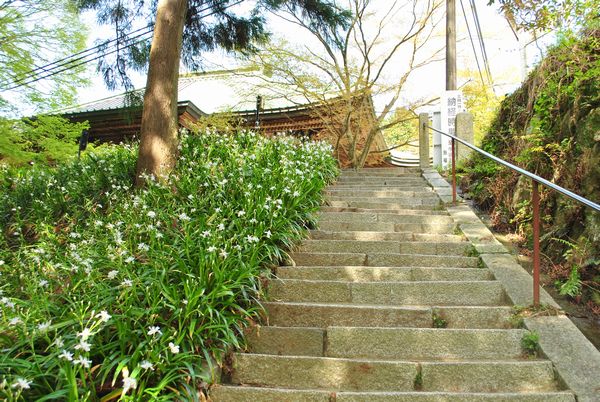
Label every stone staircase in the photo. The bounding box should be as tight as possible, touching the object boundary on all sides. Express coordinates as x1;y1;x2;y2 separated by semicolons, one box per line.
210;168;575;401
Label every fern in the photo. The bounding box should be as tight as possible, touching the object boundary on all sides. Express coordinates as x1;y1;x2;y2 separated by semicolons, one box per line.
559;265;582;297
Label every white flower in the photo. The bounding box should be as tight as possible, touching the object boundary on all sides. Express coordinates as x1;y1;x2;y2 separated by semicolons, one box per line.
9;317;21;326
139;360;154;370
207;246;217;253
59;350;74;361
77;328;92;340
246;235;259;243
121;279;133;287
124;256;135;264
265;230;272;238
219;250;229;258
53;337;64;348
96;310;111;322
73;356;92;368
217;223;225;231
69;232;81;239
147;211;156;218
237;210;245;217
122;377;137;394
147;326;162;336
74;339;91;352
293;191;300;197
39;279;49;287
107;270;119;279
0;260;5;266
178;212;190;221
1;297;15;309
168;342;180;354
201;230;210;238
249;218;258;224
11;378;31;390
137;243;149;252
187;194;194;200
37;321;51;332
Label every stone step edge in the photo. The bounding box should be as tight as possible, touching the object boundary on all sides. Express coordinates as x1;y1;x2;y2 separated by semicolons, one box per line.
209;384;575;402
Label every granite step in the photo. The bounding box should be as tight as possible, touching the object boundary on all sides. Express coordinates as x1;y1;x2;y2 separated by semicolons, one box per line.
268;279;508;306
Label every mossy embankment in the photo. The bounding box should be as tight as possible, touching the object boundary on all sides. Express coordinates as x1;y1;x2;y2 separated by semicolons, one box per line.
461;28;600;314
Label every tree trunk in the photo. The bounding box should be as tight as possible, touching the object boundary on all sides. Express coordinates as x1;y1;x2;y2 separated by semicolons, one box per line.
135;0;188;187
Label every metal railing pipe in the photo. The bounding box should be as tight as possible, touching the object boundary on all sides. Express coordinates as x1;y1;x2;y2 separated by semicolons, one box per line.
427;121;600;306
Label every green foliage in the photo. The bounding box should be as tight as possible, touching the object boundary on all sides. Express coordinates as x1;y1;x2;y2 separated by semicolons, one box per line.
460;29;600;304
0;115;90;166
0;130;338;400
382;107;419;148
459;70;503;146
0;1;88;114
432;314;448;328
521;331;541;356
488;0;600;32
76;0;350;92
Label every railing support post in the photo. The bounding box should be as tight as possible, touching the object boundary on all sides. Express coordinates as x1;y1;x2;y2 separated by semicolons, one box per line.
532;179;541;306
451;138;456;203
419;113;430;169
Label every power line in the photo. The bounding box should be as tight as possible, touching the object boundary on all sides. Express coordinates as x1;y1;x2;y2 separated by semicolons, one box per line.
10;24;153;85
459;0;486;87
469;0;493;85
2;0;244;91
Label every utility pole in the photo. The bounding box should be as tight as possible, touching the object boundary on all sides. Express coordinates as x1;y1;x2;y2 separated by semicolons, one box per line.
446;0;456;90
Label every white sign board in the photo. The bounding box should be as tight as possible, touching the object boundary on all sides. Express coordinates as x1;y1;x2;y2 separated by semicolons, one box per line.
440;90;465;168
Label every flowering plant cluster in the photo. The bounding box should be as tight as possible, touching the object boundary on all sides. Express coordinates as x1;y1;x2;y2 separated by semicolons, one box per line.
0;130;337;400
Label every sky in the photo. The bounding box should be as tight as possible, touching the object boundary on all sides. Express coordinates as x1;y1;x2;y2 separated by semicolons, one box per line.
74;1;555;114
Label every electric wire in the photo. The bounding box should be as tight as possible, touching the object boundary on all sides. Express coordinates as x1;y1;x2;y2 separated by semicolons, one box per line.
469;0;493;85
459;0;486;87
10;24;153;85
2;0;244;91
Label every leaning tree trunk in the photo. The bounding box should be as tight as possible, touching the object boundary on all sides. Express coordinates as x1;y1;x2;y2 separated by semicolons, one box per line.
135;0;188;187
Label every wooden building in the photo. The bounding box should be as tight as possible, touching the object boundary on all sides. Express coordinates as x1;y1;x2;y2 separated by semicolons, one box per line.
60;69;388;166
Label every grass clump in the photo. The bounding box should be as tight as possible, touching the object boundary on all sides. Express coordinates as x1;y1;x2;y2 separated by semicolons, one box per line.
0;129;338;400
521;331;541;357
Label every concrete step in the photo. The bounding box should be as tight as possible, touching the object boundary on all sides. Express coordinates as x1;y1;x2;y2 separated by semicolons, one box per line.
288;252;479;268
318;212;453;225
326;196;440;206
210;386;576;402
342;167;421;174
325;327;526;360
420;360;559;392
327;200;442;211
268;279;507;306
229;354;417;391
227;354;559;393
330;184;433;190
317;221;457;234
319;206;448;216
339;171;422;178
309;230;464;243
298;240;470;255
325;189;437;198
264;302;514;329
246;326;526;360
263;302;433;328
277;266;492;282
334;179;430;186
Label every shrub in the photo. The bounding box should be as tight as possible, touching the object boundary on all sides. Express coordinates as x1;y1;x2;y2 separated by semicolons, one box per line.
0;129;337;400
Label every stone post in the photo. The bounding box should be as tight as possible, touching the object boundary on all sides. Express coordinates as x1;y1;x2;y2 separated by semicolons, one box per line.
419;113;430;168
455;112;474;164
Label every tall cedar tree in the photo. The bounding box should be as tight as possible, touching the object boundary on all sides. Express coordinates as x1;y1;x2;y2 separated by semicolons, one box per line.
77;0;349;186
